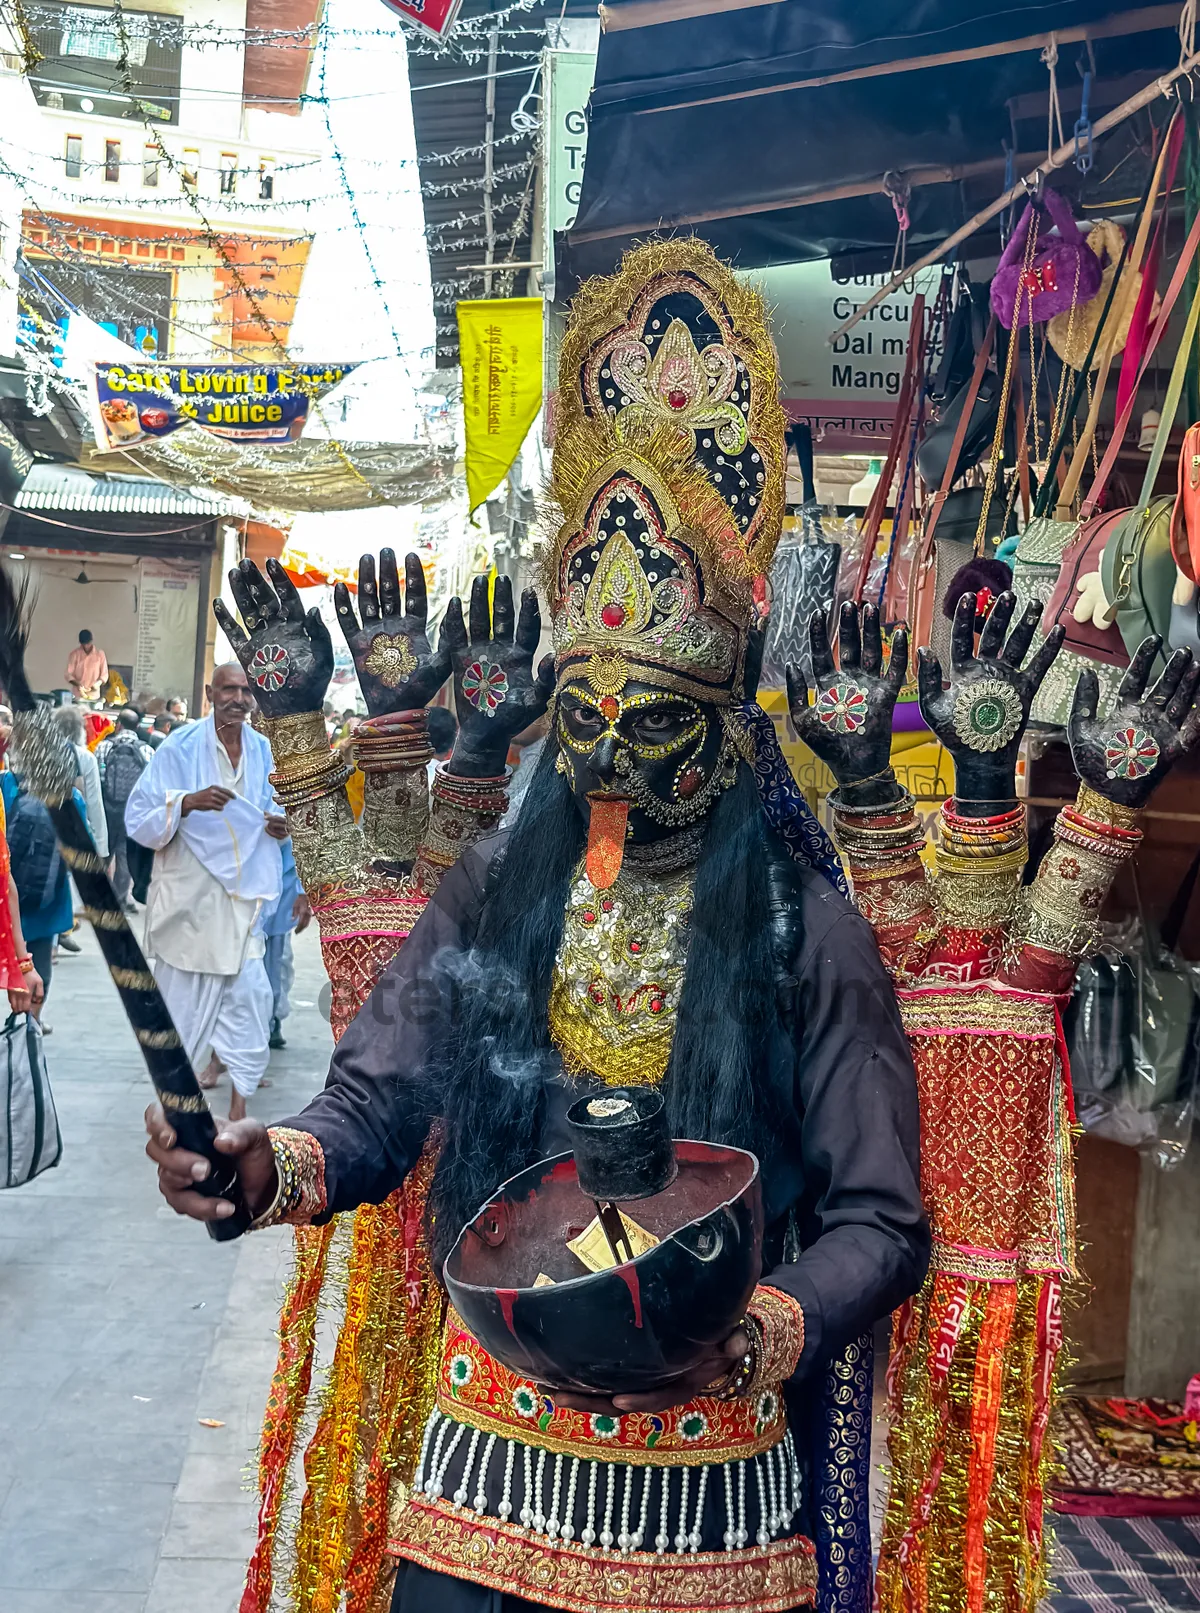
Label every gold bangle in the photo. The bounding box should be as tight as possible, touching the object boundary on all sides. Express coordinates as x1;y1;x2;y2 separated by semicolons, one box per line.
261;709;330;762
1075;783;1140;832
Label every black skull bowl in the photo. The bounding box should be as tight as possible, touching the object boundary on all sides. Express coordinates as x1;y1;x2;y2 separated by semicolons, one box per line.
442;1140;762;1395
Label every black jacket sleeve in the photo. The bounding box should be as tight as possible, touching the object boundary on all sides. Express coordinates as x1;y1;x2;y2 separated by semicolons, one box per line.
766;890;929;1376
275;843;492;1217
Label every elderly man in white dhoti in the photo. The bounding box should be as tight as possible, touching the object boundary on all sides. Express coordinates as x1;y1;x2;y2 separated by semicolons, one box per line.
125;663;285;1120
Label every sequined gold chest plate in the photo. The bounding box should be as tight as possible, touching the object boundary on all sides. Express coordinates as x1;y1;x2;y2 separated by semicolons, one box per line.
548;854;693;1086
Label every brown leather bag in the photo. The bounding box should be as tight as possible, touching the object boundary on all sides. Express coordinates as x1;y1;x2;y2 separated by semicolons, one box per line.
1043;508;1130;666
906;317;997;651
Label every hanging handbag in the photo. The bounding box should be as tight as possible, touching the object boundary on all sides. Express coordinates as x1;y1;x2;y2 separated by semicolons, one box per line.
908;317;998;653
851;297;926;603
1019;135;1196;723
987;186;1103;330
1;1013;62;1188
1047;221;1150;370
763;424;842;686
990;187;1103;330
1064;857;1200;1159
1099;259;1200;665
1170;420;1200;583
917;293;1001;490
1043;507;1131;666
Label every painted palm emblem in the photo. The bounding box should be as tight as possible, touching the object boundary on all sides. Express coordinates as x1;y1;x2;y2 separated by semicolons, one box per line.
462;659;509;716
248;643;290;692
815;680;869;733
1104;726;1159;781
951;678;1023;752
363;633;417;689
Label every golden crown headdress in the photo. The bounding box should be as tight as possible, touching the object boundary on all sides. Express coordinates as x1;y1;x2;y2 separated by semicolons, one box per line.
548;239;787;706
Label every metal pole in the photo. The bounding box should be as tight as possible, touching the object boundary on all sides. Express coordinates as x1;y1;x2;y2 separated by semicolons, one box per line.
483;27;499;298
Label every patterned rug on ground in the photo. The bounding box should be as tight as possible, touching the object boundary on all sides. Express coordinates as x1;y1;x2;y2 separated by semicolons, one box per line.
1054;1396;1200;1515
1044;1514;1200;1611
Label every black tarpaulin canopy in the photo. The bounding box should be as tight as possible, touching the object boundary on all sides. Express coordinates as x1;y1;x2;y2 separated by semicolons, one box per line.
557;0;1184;288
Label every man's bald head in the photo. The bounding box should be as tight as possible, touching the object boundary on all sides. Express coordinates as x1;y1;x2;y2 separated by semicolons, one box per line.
207;661;253;727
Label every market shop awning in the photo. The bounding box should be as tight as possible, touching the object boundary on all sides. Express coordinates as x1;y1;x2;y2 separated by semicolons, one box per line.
84;428;455;515
558;0;1187;286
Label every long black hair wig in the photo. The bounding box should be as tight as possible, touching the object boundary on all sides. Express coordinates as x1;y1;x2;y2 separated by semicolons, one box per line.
424;738;792;1265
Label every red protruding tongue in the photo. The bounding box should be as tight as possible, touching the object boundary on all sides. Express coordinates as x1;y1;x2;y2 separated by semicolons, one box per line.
586;797;630;890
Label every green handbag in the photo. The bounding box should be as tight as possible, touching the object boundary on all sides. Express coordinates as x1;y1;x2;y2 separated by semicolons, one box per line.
1099;494;1177;664
1100;271;1200;663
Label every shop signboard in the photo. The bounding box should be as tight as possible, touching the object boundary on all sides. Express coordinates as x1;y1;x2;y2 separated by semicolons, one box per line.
747;262;940;452
90;362;356;453
134;557;201;702
541;45;597;431
378;0;462;40
544;49;595;247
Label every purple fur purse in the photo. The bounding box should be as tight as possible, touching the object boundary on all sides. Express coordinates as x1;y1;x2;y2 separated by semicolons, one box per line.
991;188;1102;330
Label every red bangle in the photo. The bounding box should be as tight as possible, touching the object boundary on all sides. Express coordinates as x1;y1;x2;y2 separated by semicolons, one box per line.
17;954;33;975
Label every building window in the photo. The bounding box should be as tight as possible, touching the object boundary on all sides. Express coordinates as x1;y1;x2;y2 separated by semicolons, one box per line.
143;143;159;187
104;138;119;182
219;153;236;196
29;4;183;126
181;148;198;191
64;134;82;177
258;157;275;200
61;7;148;64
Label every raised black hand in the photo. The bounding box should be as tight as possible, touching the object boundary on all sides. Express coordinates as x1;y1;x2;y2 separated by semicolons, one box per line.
918;590;1063;815
333;549;451;716
1069;636;1200;809
785;603;908;806
214;558;333;719
443;574;554;779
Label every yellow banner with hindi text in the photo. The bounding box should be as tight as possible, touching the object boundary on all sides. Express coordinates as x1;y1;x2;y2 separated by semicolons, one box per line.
457;298;543;515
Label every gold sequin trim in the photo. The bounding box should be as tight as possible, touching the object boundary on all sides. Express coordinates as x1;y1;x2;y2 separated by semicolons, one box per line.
136;1028;181;1049
110;966;157;991
548;853;692;1087
897;983;1058;1037
82;906;128;931
59;843;105;874
158;1089;209;1114
392;1496;816;1612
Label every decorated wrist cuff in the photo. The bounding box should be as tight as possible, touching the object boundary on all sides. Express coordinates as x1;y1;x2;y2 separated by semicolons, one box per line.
253;1126;327;1228
260;709;330;768
746;1284;806;1385
1074;782;1142;833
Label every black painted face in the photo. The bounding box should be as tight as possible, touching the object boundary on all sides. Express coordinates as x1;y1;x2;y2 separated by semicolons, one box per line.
555;677;732;844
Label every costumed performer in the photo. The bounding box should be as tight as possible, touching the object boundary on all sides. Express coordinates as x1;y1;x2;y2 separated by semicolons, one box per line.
144;239;929;1613
789;593;1200;1613
209;545;558;1612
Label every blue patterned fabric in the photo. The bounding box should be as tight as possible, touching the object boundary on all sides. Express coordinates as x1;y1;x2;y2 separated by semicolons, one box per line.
809;1331;875;1613
1049;1514;1200;1612
739;701;849;899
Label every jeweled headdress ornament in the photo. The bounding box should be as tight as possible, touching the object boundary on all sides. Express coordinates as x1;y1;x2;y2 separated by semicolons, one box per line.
548;239;788;706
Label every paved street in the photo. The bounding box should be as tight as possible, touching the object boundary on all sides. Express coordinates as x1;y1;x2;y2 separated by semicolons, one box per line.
0;922;330;1613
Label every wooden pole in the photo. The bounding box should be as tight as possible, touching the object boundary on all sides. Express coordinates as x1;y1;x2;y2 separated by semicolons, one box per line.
827;51;1200;345
625;5;1182;115
566;154;1023;245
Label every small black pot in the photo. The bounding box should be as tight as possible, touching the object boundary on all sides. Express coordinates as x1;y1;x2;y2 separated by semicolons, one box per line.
564;1084;677;1202
443;1140;762;1395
